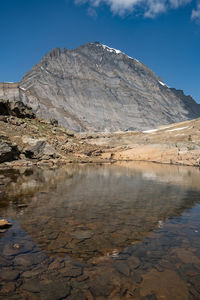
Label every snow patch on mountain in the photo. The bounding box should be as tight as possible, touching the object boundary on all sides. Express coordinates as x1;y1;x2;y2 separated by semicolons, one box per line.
158;80;170;88
98;43;140;63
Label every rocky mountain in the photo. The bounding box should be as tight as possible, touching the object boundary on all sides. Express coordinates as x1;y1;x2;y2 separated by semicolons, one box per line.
1;42;200;132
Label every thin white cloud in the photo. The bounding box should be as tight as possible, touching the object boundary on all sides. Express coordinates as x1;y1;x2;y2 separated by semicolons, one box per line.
87;6;98;17
192;1;200;20
144;0;167;18
169;0;191;8
75;0;195;18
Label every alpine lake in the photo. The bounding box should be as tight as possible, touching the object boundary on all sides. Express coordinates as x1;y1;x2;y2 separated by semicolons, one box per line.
0;162;200;300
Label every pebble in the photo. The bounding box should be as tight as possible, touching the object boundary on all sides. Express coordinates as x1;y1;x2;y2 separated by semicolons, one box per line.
13;244;21;249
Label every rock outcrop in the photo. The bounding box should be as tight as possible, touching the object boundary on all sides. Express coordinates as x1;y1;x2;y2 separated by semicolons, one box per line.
0;42;200;132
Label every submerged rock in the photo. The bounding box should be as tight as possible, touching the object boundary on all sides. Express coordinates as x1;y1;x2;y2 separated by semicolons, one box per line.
0;270;20;281
22;279;71;299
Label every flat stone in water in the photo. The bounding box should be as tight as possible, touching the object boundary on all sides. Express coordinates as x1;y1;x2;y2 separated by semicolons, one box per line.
89;277;114;298
67;290;87;300
22;269;43;278
60;265;83;278
71;231;93;240
48;258;65;270
22;279;71;299
0;281;16;294
127;256;141;269
47;239;67;251
42;282;71;300
0;256;13;267
172;248;200;265
3;243;21;256
14;252;47;267
188;274;200;293
22;278;44;293
140;269;189;300
115;261;130;276
0;270;20;281
142;294;157;300
132;271;143;284
3;240;34;256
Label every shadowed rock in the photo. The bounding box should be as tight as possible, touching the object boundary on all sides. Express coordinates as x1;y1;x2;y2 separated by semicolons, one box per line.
0;99;35;119
0;138;20;163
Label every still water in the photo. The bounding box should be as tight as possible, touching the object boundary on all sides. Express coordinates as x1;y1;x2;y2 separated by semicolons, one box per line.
0;162;200;299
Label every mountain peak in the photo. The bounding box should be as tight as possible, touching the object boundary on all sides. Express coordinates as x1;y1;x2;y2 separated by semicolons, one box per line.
92;42;123;54
13;42;200;132
81;42;140;62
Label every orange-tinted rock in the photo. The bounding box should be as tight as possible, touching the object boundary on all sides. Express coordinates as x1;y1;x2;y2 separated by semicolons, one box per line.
0;219;12;229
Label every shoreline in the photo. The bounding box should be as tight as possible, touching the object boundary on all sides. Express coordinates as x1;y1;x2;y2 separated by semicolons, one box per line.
0;102;199;169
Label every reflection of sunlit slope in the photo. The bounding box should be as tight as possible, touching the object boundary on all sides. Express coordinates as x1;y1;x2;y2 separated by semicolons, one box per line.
0;167;82;208
1;163;200;262
115;162;200;191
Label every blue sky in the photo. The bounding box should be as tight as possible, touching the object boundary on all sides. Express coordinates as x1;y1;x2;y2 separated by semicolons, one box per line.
0;0;200;102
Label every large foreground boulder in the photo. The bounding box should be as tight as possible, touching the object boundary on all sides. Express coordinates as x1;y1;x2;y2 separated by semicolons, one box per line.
23;139;57;160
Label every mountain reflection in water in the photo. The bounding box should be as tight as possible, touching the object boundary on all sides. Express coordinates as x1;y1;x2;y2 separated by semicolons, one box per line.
0;162;200;300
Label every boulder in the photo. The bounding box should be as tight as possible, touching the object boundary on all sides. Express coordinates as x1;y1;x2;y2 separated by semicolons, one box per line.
24;139;56;159
0;138;20;163
0;99;35;119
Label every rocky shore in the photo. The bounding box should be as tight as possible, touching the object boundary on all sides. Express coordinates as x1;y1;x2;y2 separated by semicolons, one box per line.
0;100;200;169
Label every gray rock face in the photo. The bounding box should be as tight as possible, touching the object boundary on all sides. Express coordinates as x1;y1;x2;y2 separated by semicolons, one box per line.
1;42;200;131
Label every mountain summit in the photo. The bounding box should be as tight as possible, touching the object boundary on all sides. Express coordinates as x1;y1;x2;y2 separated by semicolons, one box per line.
1;42;200;131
